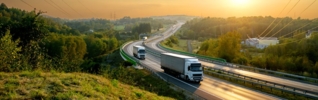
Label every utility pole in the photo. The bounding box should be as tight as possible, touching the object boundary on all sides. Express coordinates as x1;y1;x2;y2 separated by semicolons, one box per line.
114;12;116;20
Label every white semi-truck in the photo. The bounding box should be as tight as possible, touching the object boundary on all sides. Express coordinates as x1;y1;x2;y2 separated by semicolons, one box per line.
133;45;146;60
161;53;203;83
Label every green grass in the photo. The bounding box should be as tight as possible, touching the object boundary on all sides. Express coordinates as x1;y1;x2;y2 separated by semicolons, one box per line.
190;40;202;53
161;39;202;53
0;71;176;100
114;25;125;31
161;39;186;52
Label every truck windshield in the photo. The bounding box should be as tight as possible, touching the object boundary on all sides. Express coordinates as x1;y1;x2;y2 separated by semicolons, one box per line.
138;50;146;53
191;63;202;71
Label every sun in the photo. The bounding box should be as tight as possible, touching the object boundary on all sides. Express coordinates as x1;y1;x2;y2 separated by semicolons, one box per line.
232;0;250;6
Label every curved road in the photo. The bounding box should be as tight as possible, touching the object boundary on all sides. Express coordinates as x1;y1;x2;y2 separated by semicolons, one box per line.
123;22;281;100
145;22;318;98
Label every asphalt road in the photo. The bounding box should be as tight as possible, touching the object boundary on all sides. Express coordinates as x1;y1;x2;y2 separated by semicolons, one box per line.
145;22;318;98
123;22;281;100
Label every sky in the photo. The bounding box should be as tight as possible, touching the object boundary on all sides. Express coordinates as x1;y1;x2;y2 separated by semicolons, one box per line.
1;0;318;19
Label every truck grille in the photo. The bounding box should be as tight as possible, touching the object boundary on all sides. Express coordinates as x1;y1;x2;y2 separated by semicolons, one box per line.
193;74;202;76
193;77;201;80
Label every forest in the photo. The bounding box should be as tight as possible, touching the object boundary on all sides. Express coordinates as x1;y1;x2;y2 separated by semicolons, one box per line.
181;17;318;77
178;17;318;41
0;3;173;73
0;3;188;99
0;3;119;73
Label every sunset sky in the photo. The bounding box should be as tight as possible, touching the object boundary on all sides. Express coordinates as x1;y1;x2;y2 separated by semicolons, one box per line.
2;0;318;19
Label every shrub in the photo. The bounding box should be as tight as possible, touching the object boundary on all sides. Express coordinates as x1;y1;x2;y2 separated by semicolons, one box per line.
0;31;22;72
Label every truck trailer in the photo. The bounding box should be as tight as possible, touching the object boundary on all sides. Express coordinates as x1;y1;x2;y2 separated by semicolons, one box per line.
133;45;146;60
161;53;203;83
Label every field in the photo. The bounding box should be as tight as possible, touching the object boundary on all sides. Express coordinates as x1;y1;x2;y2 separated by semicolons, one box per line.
161;39;202;53
114;25;125;31
0;71;175;100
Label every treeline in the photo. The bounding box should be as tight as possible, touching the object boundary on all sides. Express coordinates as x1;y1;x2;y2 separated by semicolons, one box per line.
251;35;318;76
63;19;113;33
197;31;318;77
0;3;119;73
179;17;318;40
116;16;175;31
48;17;114;33
118;16;175;32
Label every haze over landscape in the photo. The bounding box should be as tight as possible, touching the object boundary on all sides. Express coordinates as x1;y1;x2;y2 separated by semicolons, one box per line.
1;0;318;99
3;0;318;19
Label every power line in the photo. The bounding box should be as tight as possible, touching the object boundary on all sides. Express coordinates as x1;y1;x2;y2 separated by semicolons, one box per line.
77;0;98;17
263;0;301;37
275;25;318;46
298;0;317;15
269;0;317;37
49;0;71;16
62;0;83;17
285;0;301;14
20;0;34;9
258;0;291;37
280;23;311;37
43;0;69;16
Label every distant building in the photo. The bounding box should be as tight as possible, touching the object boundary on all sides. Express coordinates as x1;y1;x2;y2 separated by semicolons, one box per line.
89;29;94;33
306;30;318;38
244;38;259;46
244;37;279;49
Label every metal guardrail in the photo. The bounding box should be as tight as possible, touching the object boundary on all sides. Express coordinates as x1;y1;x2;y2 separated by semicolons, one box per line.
204;67;318;99
157;42;318;84
119;41;137;66
119;41;206;100
144;35;318;98
225;63;318;84
157;42;227;63
144;38;318;99
140;62;206;100
146;45;318;99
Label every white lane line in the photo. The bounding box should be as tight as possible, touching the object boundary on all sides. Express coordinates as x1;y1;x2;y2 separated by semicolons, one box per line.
144;55;224;100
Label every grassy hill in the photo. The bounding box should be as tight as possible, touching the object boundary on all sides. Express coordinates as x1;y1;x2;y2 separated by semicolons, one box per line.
0;71;175;100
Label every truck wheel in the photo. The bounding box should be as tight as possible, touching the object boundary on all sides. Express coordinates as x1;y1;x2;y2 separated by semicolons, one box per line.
186;76;189;81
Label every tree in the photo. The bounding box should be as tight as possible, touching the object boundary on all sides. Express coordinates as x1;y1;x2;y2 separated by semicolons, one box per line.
216;31;242;62
132;23;151;34
0;31;22;72
107;37;118;53
42;34;86;71
84;36;107;58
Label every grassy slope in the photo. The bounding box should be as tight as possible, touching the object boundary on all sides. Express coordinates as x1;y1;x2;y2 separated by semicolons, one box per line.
161;39;202;53
0;71;174;100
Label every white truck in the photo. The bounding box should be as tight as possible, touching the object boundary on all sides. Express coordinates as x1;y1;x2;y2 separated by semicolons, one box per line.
142;36;147;41
161;53;203;83
133;45;146;60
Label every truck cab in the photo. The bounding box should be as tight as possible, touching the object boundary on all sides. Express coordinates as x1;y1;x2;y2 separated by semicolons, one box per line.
185;59;203;82
133;45;146;60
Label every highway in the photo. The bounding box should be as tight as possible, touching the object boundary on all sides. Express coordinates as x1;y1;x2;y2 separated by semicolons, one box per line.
144;22;318;98
123;22;281;100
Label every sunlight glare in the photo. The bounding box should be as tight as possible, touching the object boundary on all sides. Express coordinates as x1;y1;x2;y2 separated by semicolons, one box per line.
232;0;249;6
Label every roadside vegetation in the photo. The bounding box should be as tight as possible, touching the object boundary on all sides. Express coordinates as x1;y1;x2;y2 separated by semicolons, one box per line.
169;17;318;78
0;3;186;99
0;71;176;100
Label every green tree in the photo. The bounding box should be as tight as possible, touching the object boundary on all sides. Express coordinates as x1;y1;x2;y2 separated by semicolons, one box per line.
107;37;118;53
0;31;22;72
84;36;107;58
41;34;86;71
216;31;242;62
